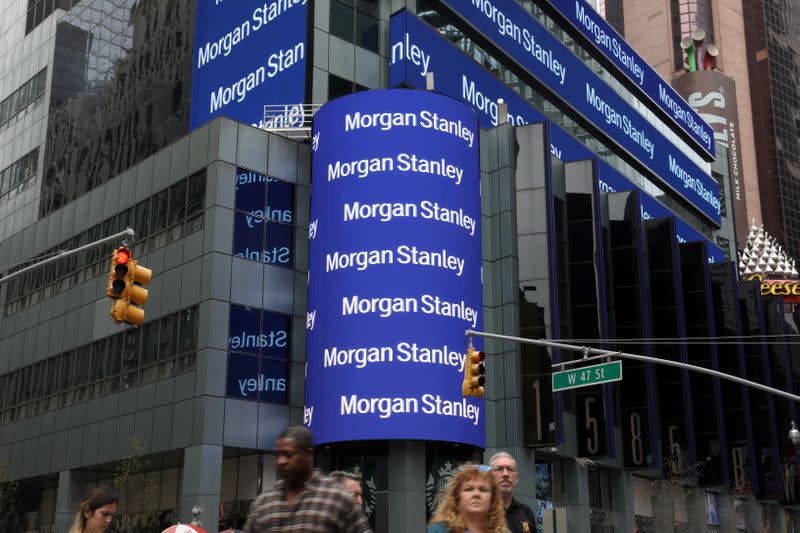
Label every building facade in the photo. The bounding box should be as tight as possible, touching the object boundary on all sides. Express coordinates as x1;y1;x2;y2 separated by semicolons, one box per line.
600;0;763;252
741;0;800;260
0;1;798;532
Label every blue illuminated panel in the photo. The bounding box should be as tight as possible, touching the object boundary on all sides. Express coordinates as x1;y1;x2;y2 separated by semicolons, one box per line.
232;168;295;268
390;11;546;129
305;89;484;446
389;12;724;263
538;0;715;159
427;2;720;224
227;304;291;404
190;0;308;130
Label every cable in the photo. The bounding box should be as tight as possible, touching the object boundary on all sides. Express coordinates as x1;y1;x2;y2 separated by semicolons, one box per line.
0;249;67;275
554;333;800;343
554;340;800;346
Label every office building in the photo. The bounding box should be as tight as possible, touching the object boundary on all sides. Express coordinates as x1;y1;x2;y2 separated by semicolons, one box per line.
0;1;797;532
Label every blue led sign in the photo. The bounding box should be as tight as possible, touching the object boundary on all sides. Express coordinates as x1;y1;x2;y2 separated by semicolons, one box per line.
391;11;546;129
538;0;715;159
190;0;307;130
428;1;720;224
305;89;484;446
389;12;722;264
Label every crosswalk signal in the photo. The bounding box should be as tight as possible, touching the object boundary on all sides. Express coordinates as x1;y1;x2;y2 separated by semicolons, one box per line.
462;346;486;398
106;247;152;326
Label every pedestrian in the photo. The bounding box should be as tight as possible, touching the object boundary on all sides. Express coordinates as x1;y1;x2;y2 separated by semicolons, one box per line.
243;426;372;533
68;487;118;533
330;471;365;507
427;464;507;533
489;452;535;533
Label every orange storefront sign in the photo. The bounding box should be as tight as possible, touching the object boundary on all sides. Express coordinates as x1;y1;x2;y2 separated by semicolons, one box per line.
747;274;800;303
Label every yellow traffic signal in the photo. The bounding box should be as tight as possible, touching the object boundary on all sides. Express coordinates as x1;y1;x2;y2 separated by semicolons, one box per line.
462;346;486;398
106;247;152;326
106;247;131;300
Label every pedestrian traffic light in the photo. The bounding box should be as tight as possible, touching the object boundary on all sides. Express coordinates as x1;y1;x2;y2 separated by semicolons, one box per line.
106;247;152;326
462;346;485;398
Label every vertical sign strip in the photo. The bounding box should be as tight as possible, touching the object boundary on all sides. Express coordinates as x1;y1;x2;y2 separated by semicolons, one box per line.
305;89;484;446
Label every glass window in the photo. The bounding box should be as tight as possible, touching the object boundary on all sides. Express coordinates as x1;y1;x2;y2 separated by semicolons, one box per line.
123;328;140;372
264;222;293;267
122;369;140;391
259;358;289;404
328;75;365;100
33;362;46;400
233;211;264;261
159;312;179;360
262;311;291;359
0;98;9;125
29;75;40;102
134;199;151;239
118;208;132;233
26;6;35;34
235;168;266;215
187;170;206;217
85;224;101;266
266;178;294;224
356;11;379;52
9;89;20;116
357;0;378;15
177;352;196;374
46;356;60;397
142;320;159;365
75;345;92;386
150;189;169;234
102;217;117;259
5;372;18;408
330;1;355;43
37;69;47;96
226;353;259;400
229;304;261;355
60;350;75;391
168;179;187;227
29;148;39;175
18;366;32;404
107;333;123;376
91;339;108;382
18;79;30;109
179;306;199;353
17;153;29;180
9;160;20;187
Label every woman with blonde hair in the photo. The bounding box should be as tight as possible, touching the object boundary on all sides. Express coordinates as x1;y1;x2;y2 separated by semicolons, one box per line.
68;487;118;533
428;464;508;533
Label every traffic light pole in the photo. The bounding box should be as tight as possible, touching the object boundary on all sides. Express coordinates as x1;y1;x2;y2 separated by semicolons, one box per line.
0;228;135;286
465;328;800;403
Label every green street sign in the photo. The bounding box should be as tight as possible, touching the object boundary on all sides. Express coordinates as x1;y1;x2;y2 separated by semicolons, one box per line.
552;360;622;392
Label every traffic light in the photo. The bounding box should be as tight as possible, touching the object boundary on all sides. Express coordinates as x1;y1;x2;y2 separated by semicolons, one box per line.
462;346;486;398
106;247;152;326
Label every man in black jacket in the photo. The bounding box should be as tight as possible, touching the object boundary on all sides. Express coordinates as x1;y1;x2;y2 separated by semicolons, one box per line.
489;452;536;533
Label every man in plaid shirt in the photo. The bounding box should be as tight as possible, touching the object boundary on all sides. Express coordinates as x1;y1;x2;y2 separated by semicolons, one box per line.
243;426;372;533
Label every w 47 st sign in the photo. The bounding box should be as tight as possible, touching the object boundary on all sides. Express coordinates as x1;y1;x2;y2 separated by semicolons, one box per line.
552;361;623;392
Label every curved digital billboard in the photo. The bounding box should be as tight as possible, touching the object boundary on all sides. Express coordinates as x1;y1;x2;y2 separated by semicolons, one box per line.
305;89;484;446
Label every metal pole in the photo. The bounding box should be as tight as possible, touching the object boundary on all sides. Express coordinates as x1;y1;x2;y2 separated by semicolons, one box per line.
0;228;135;286
465;328;800;403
